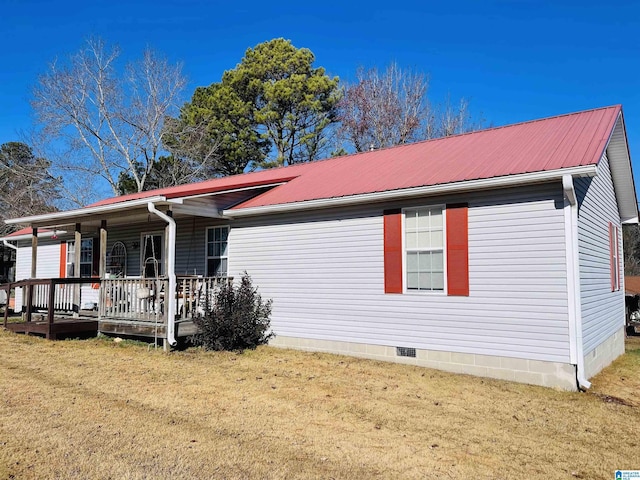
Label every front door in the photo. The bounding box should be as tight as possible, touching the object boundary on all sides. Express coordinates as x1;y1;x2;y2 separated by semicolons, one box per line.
141;233;163;278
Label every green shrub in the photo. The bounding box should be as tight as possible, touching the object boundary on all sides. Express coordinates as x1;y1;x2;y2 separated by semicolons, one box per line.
191;273;274;352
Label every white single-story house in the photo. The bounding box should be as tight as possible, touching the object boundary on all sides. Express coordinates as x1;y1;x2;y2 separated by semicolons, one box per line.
2;105;637;391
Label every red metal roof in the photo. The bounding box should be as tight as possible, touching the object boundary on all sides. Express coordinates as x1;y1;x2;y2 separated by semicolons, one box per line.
89;105;621;211
5;227;32;237
4;227;53;238
234;105;621;210
89;167;308;207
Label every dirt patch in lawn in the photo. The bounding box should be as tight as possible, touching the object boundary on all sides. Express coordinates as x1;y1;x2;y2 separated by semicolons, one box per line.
0;330;638;479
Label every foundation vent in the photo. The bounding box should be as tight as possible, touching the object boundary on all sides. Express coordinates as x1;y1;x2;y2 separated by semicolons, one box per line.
396;347;416;358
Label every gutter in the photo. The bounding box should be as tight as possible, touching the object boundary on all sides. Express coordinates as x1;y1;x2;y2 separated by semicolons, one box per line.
224;165;598;218
562;174;591;390
147;202;177;348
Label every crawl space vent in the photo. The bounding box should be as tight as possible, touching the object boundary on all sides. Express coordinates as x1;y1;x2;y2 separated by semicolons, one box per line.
396;347;416;358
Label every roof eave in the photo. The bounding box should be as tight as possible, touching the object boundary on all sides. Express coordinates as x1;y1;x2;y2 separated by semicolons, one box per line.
224;165;598;218
605;110;639;224
4;195;168;228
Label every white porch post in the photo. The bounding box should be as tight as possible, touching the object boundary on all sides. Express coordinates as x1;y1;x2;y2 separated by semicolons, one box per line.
99;220;107;279
30;227;37;279
25;227;38;321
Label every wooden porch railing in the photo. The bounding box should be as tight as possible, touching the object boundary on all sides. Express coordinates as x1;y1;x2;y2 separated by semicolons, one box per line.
175;276;231;321
2;277;99;328
1;276;232;332
99;276;231;323
100;277;168;323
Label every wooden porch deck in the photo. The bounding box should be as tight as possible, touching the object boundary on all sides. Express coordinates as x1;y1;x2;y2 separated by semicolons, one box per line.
4;314;197;341
4;315;99;340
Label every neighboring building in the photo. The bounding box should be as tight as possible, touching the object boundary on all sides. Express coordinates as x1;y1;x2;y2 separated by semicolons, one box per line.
624;276;640;334
2;105;637;391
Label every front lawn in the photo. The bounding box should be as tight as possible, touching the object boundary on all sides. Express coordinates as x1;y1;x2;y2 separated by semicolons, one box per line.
0;330;638;479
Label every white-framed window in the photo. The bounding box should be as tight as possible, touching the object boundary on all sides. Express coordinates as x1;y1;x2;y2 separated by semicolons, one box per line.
141;232;163;278
206;226;229;277
404;206;445;292
66;239;93;277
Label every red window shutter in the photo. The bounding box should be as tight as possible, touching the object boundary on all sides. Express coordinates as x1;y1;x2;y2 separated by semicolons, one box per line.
609;222;615;292
383;209;403;294
446;204;469;296
59;242;67;278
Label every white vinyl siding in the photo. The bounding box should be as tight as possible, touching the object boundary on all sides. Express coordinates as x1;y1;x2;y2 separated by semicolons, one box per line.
229;183;571;363
576;152;625;355
14;240;62;310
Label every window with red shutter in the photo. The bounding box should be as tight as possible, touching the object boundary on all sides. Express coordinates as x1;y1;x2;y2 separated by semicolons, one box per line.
383;204;469;296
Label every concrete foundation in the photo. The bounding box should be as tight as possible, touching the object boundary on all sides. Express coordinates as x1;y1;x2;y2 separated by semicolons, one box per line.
583;327;626;379
269;336;578;390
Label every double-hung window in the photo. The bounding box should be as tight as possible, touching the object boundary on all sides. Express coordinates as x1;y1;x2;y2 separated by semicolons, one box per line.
66;239;93;277
206;226;229;277
404;207;445;291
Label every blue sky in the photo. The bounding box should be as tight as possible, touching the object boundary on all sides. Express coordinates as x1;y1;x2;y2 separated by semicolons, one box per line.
1;0;639;194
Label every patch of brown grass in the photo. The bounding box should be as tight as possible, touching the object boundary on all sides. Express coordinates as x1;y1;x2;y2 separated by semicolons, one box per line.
0;330;638;479
589;335;640;407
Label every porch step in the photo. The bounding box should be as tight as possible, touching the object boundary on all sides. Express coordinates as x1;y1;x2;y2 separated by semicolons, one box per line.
98;319;197;339
99;319;166;339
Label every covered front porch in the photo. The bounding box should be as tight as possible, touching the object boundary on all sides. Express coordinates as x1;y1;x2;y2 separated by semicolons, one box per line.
0;185;255;346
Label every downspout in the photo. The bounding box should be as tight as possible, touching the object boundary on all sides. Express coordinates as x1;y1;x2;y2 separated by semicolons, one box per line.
3;240;17;251
562;174;591;390
147;203;177;347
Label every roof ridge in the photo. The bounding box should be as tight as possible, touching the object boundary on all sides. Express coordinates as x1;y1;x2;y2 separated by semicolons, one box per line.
327;105;623;159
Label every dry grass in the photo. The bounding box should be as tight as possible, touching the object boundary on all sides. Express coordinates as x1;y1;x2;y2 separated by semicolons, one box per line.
0;331;638;480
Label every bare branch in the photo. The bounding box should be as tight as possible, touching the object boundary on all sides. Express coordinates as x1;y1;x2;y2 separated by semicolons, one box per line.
31;37;186;201
338;63;481;151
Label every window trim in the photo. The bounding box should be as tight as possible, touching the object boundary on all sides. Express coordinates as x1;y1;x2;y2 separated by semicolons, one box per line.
402;205;447;294
206;225;230;277
140;231;164;277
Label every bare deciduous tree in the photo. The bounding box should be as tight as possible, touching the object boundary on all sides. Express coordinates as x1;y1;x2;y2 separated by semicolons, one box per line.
0;142;59;237
31;38;188;198
624;224;640;276
338;63;482;152
161;117;223;180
